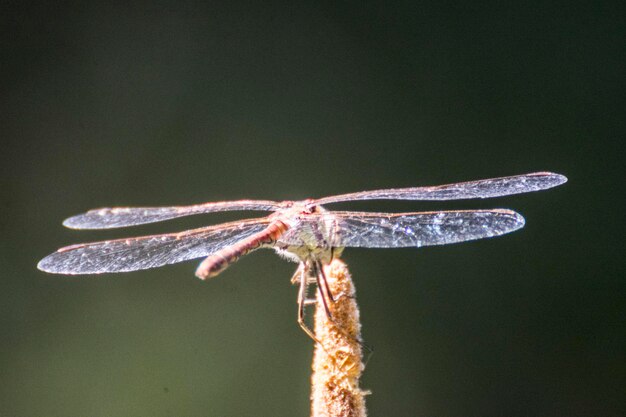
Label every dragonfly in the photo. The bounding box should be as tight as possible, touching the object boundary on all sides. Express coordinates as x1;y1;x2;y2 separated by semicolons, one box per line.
38;171;566;337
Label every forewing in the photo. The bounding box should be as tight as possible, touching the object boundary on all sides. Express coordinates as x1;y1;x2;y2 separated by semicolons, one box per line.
38;219;270;274
278;210;525;248
315;172;567;204
63;200;283;229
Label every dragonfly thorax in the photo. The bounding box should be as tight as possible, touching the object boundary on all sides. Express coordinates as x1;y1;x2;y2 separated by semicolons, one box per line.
272;202;340;265
273;245;340;266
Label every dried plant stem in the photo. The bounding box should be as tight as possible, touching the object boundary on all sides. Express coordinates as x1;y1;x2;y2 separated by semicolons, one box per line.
311;258;367;417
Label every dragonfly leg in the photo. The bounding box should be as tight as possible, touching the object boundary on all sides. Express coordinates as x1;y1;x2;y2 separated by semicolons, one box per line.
291;262;316;285
316;259;335;303
297;262;322;342
313;260;373;356
296;259;371;359
312;261;333;320
290;263;304;284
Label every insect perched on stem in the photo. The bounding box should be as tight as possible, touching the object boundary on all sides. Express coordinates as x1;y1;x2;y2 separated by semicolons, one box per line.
38;172;567;336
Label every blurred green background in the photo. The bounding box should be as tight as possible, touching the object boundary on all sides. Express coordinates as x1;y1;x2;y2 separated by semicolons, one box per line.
1;2;623;416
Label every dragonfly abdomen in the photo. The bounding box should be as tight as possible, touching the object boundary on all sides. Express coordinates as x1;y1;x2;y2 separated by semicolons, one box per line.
195;220;290;279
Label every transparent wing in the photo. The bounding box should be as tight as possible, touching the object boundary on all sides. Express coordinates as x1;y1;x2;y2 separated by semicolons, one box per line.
278;210;525;248
63;200;283;229
314;172;567;205
37;219;271;274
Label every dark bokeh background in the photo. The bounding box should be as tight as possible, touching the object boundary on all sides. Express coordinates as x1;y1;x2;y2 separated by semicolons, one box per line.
1;2;623;416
